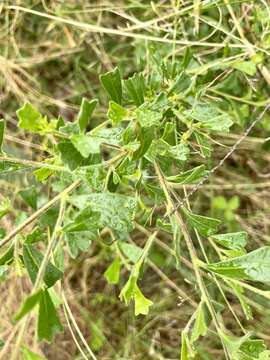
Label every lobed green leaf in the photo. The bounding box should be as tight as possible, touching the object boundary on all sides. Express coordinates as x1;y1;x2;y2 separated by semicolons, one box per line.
100;67;122;104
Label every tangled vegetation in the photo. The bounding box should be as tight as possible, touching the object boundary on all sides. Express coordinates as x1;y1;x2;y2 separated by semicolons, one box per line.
0;1;270;359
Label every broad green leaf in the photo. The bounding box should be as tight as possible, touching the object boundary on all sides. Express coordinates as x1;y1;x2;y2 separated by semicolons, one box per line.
16;103;48;133
19;186;38;210
53;244;65;272
231;60;257;76
69;193;137;233
104;258;121;284
100;67;122;104
24;227;45;244
240;339;267;358
34;158;58;182
59;122;80;136
168;143;190;162
125;73;145;106
118;242;142;263
39;207;59;231
89;320;106;352
169;72;192;94
211;232;248;250
119;276;153;316
191;302;208;343
105;173;119;191
194;131;212;158
145;183;166;204
70;134;101;158
14;289;42;321
228;195;240;210
119;273;137;305
212;195;227;209
0;119;5;153
119;233;155;315
160;59;177;80
221;333;250;360
207;246;270;282
0;244;14;265
151;91;169;110
38;289;63;342
77;98;98;132
75;165;106;191
147;138;188;164
145;139;170;162
48;287;62;308
212;196;239;223
181;332;189;360
132;126;154;160
227;281;252;320
182;208;221;236
116;156;137;177
222;249;246;259
23;244;63;288
58;140;100;170
135;108;162;128
65;231;93;259
186;104;233;132
22;347;45;360
133;284;153;316
181;47;193;69
166;165;207;184
107;101;128;125
91;127;123;146
162;122;176;144
222;333;268;360
251;53;264;65
181;332;194;360
56;116;65;129
63;211;97;258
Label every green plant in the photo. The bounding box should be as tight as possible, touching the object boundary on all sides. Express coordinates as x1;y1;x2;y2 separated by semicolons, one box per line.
2;0;270;357
0;57;270;360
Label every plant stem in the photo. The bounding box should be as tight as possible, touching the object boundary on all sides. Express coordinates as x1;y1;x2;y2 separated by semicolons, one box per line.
10;199;66;360
6;5;254;49
0;155;70;172
208;88;270;107
62;290;97;360
154;161;230;359
0;179;81;249
0;152;125;249
224;0;270;85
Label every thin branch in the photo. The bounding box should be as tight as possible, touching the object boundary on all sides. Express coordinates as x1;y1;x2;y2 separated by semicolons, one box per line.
0;152;125;249
11;199;66;360
166;105;270;218
0;179;81;248
0;155;70;172
5;5;254;49
154;161;230;359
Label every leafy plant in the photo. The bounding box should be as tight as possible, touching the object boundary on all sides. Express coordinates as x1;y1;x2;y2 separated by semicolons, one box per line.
0;20;270;358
